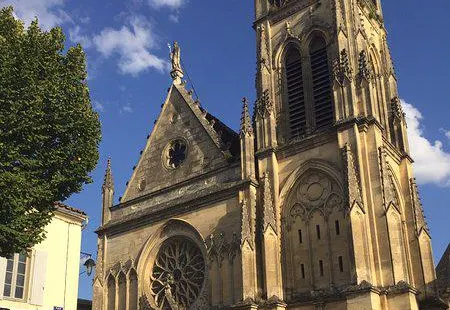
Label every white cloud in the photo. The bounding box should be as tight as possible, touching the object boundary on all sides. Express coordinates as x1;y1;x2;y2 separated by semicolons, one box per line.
92;100;104;112
93;17;167;75
1;0;70;30
69;26;92;48
439;128;450;140
148;0;186;9
402;100;450;186
169;13;179;23
121;103;133;113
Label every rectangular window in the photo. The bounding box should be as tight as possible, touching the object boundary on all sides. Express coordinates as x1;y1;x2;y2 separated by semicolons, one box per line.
339;256;344;273
316;225;321;240
319;260;324;277
301;264;305;279
298;229;303;244
335;220;340;236
3;253;28;299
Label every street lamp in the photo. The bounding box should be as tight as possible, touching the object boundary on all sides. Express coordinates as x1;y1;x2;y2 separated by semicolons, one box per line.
84;257;96;276
80;252;96;276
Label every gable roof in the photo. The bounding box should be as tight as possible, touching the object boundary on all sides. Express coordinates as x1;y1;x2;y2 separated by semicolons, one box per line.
119;81;240;203
174;82;240;157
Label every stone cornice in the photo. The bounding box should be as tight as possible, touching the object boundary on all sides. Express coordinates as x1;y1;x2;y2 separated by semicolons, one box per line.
97;180;249;236
113;162;240;210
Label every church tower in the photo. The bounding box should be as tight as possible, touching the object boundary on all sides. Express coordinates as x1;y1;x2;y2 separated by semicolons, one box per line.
92;2;446;310
252;0;445;309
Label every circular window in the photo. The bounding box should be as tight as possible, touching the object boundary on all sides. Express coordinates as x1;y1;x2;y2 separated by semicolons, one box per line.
150;237;206;309
163;139;187;169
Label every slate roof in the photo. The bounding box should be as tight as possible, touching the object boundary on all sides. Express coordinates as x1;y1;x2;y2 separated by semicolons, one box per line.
437;243;450;296
199;106;240;158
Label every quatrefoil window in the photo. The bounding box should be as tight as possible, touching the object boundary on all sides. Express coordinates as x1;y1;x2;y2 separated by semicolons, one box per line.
164;139;187;169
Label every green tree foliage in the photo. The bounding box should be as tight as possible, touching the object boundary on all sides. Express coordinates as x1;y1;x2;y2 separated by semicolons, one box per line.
0;7;101;257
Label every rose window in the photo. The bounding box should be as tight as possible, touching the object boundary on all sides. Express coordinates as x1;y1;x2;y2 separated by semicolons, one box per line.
164;139;187;169
150;237;206;309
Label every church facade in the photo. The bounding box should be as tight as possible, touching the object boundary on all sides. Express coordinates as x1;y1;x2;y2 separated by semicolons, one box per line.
92;1;447;309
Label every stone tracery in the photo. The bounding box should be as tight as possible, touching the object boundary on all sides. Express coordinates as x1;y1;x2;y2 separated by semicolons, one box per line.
150;237;206;310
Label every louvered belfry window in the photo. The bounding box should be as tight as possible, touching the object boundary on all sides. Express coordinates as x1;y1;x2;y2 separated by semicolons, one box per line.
310;37;334;130
285;47;306;137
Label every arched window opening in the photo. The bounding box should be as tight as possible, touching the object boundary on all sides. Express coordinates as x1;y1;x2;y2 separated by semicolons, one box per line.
107;276;116;310
309;36;334;130
129;269;138;310
118;272;126;310
285;47;306;137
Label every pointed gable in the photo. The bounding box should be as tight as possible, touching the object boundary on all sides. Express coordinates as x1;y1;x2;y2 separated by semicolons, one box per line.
121;83;239;203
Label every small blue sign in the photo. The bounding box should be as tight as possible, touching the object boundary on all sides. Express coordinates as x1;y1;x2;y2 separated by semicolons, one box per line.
54;307;63;310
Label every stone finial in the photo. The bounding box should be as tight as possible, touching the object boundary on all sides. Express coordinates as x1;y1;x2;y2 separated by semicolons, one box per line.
103;158;114;190
255;89;273;120
240;97;253;136
358;50;373;82
170;41;184;84
333;49;352;85
391;97;405;120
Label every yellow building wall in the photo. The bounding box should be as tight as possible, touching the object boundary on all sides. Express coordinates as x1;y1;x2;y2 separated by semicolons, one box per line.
0;209;86;310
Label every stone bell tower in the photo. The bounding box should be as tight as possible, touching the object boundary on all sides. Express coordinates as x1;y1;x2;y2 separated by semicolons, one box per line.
252;0;446;309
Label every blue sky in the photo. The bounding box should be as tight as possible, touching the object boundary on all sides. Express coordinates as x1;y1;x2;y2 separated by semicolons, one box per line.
2;0;450;300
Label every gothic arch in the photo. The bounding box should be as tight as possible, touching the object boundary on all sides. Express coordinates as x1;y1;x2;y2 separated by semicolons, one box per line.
385;163;406;213
302;28;332;50
280;161;351;298
136;219;208;309
280;160;343;209
106;273;116;310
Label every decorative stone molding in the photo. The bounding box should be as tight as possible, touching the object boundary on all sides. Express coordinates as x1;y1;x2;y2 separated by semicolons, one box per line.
391;97;405;120
150;237;206;309
262;173;277;233
378;147;400;211
341;144;364;212
333;49;353;85
240;98;254;137
241;199;254;248
255;89;274;119
287;169;344;222
257;25;271;72
206;232;241;265
357;50;373;84
410;178;430;235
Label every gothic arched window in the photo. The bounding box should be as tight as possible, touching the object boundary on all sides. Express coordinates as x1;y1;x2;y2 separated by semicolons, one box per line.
285;47;306;138
309;36;334;130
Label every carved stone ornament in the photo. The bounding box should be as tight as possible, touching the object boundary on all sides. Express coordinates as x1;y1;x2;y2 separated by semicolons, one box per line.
255;89;274;120
391;97;405;120
262;173;277;233
150;237;206;309
379;147;400;210
357;50;373;83
410;178;430;234
240;199;253;247
257;25;271;72
342;144;364;211
289;170;344;222
333;49;353;85
240;98;253;136
163;139;188;170
205;232;241;266
269;0;293;8
170;41;184;83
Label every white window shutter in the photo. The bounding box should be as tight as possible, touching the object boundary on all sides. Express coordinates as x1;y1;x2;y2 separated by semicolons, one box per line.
0;257;7;299
29;250;48;305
